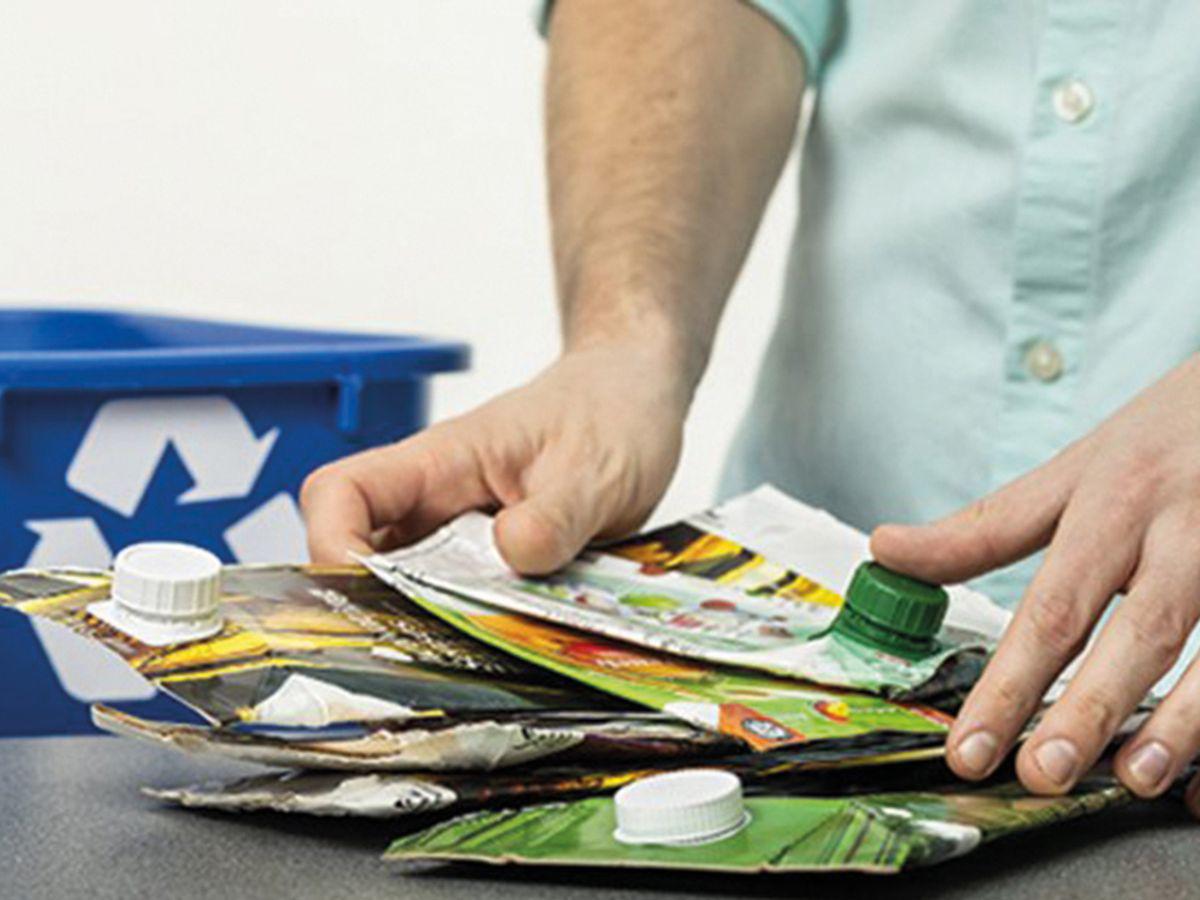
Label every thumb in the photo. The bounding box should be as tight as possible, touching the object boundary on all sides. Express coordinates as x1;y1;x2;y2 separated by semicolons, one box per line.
492;480;607;575
869;448;1084;584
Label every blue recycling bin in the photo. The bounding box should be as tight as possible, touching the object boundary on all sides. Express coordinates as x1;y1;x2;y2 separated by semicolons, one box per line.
0;309;468;736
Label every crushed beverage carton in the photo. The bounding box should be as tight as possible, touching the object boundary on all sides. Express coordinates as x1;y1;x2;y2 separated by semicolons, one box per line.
0;564;606;727
9;484;1139;880
365;576;953;752
142;727;945;818
0;565;718;770
383;773;1132;873
367;486;1006;698
93;704;735;773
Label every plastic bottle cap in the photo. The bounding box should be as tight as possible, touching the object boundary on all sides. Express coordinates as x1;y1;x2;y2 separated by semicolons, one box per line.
830;561;949;660
87;542;224;647
613;769;749;846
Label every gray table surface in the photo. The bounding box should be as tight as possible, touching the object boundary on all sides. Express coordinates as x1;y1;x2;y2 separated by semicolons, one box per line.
1;736;1197;900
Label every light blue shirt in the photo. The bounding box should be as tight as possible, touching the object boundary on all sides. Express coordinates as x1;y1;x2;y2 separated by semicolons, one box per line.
720;0;1200;606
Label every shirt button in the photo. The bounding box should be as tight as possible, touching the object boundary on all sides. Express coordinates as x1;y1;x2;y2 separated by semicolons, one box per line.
1024;340;1065;383
1053;78;1094;124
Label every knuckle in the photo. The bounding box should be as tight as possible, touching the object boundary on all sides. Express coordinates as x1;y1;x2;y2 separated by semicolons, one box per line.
960;496;1004;558
548;436;632;508
409;441;453;488
1024;593;1088;658
981;671;1040;720
1124;607;1190;668
1102;481;1145;527
1169;501;1200;535
1141;706;1200;755
1061;686;1124;743
1117;442;1160;478
1106;452;1166;515
299;463;339;509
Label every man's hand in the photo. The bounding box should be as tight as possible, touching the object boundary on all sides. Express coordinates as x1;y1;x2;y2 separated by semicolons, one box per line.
302;343;687;573
872;354;1200;812
303;2;802;573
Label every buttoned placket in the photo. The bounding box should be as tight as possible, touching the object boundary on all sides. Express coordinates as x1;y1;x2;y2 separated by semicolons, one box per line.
986;0;1125;597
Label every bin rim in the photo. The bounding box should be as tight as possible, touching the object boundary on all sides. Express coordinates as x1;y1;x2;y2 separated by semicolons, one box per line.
0;308;470;391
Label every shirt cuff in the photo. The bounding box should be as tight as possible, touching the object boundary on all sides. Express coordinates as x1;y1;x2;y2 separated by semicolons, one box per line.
741;1;838;79
534;0;553;36
536;0;837;79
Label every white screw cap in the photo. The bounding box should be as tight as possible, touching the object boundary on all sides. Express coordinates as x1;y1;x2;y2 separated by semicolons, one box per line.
88;542;224;646
613;769;749;846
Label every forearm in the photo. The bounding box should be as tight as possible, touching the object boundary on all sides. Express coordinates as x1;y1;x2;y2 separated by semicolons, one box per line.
545;0;805;399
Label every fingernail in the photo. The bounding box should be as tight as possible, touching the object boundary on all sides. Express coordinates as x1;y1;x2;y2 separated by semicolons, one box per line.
1127;741;1171;792
955;730;999;777
1034;738;1081;787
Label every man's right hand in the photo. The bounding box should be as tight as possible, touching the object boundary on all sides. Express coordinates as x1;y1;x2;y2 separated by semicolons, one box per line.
304;0;804;573
301;341;688;573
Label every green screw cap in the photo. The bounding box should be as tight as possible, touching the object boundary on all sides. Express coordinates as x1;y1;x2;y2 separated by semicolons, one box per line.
830;562;949;660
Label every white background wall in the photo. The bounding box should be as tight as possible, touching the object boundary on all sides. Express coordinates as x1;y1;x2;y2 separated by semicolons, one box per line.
0;0;797;525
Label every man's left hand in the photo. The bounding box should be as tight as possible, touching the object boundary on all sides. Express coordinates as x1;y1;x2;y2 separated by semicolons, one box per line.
871;353;1200;814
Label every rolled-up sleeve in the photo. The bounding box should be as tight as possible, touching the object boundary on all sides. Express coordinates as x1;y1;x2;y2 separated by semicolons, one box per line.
537;1;840;79
741;1;839;78
534;1;553;34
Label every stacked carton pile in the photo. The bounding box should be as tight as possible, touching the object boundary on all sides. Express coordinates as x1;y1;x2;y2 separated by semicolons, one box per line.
0;487;1140;874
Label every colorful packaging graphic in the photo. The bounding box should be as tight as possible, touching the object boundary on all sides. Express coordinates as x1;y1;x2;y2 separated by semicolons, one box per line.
2;488;1157;878
370;488;996;696
384;777;1132;873
361;570;951;752
0;565;645;768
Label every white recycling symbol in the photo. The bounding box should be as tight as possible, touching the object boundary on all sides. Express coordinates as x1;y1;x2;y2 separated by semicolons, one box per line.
24;395;309;704
67;395;279;516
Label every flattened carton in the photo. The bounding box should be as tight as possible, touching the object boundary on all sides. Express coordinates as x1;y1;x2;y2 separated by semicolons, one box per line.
384;777;1132;874
369;486;1005;698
